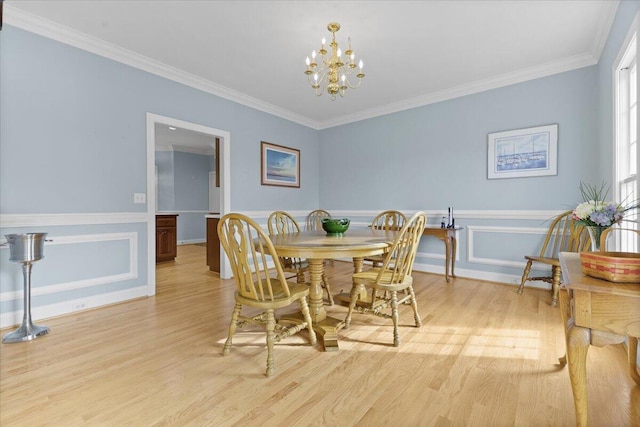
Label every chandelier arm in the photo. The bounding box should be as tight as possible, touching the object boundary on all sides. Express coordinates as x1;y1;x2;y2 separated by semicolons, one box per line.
343;77;363;89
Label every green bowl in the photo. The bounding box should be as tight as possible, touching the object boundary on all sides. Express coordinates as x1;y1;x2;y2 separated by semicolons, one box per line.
321;218;350;236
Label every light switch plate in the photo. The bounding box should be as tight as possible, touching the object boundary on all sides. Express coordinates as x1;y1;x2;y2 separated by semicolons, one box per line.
134;193;146;204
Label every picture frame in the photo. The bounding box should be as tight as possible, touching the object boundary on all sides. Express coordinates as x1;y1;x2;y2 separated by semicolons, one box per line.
487;124;558;179
261;141;300;188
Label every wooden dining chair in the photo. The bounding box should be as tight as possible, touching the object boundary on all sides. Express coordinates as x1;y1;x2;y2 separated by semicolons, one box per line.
268;210;334;305
599;227;639;252
306;209;336;268
365;210;407;267
217;213;316;377
516;210;591;306
305;209;332;231
343;211;427;347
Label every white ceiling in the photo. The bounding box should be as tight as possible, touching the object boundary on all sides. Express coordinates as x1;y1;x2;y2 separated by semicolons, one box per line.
5;1;619;129
155;123;216;156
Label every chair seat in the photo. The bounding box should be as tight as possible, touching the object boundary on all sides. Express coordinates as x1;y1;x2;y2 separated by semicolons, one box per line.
235;281;310;309
218;212;317;377
517;210;590;307
353;267;413;292
343;211;426;347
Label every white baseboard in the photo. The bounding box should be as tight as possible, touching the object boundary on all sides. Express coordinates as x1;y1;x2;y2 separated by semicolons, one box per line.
177;239;206;245
1;286;149;329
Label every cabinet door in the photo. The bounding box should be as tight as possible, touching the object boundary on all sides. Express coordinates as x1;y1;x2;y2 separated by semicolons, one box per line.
156;215;178;262
207;217;220;272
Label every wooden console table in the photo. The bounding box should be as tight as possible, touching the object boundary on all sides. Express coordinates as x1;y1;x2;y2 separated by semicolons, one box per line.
558;252;640;427
422;226;462;282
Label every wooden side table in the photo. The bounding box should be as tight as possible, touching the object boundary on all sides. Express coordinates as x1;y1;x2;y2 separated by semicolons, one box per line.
422;226;462;282
558;252;640;427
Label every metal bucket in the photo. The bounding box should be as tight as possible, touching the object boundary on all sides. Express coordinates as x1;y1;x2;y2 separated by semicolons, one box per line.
2;232;51;343
4;233;48;263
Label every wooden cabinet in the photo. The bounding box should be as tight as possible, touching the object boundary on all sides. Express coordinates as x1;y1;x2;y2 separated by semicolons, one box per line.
156;214;178;262
207;217;220;273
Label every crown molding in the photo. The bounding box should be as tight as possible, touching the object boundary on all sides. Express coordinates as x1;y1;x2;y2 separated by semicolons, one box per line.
590;0;620;61
4;5;320;130
4;3;614;131
319;52;598;129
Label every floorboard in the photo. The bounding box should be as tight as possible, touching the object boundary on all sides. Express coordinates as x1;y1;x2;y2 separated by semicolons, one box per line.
1;244;638;426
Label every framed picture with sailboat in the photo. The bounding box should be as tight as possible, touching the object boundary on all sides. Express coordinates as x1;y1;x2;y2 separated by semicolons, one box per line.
487;124;558;179
261;141;300;188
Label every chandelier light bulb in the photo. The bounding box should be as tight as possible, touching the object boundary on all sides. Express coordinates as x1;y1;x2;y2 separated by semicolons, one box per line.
359;60;363;69
304;22;365;99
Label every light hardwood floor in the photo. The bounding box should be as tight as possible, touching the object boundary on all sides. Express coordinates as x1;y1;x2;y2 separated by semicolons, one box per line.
1;244;638;426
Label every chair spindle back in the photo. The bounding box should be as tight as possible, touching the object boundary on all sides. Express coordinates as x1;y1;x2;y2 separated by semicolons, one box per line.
218;213;290;302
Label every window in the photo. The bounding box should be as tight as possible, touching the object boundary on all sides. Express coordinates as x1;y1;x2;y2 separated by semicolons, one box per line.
614;14;639;252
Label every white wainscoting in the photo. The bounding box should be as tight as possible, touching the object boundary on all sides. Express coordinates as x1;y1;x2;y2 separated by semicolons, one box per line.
0;231;141;328
0;209;560;327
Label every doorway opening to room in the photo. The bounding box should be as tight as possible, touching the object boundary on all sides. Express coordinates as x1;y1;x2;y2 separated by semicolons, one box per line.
146;113;231;296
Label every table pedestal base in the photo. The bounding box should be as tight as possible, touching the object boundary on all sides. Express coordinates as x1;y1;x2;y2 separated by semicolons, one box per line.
281;311;345;352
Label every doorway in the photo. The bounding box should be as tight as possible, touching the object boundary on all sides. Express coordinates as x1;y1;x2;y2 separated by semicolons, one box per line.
146;113;231;296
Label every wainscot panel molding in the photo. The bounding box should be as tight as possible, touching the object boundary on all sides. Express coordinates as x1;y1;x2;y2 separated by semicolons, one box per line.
329;210;564;221
245;210;564;222
0;232;139;328
0;212;147;228
466;225;548;268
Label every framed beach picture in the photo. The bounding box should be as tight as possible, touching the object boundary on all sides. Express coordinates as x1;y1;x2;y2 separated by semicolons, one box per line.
261;141;300;188
487;124;558;179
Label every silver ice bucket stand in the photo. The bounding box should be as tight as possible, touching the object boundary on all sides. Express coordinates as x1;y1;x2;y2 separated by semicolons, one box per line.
2;233;51;343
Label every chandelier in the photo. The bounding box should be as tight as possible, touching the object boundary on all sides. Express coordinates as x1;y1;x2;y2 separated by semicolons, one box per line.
304;22;365;100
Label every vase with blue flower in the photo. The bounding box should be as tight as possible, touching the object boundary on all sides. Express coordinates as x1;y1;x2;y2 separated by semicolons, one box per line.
571;182;638;251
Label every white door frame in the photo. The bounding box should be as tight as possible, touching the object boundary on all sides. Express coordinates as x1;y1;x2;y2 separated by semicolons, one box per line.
146;113;232;295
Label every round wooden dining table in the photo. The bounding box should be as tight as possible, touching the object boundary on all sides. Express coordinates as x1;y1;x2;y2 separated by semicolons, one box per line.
270;228;397;351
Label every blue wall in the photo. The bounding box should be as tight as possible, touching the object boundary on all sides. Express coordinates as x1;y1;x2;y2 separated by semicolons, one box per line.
0;25;319;326
318;67;599;210
1;2;638;326
156;150;212;242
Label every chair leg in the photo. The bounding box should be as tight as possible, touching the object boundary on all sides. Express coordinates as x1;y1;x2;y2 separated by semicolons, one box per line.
391;291;400;347
345;283;362;328
322;273;334;306
550;266;562;307
265;308;276;377
222;302;242;355
517;260;533;295
408;285;421;327
296;270;305;284
299;297;317;345
628;336;640;385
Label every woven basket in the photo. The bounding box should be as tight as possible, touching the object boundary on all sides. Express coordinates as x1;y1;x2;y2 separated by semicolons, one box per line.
580;252;640;283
